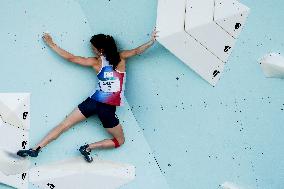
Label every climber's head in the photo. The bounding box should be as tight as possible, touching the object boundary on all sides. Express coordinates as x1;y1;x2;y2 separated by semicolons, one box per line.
90;34;121;69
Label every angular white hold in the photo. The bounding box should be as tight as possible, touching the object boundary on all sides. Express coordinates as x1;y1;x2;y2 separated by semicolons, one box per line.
259;53;284;78
0;93;30;189
156;0;250;85
158;31;225;85
29;157;135;189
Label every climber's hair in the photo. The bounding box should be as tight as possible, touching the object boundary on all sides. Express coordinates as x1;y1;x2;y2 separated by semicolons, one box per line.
90;34;121;69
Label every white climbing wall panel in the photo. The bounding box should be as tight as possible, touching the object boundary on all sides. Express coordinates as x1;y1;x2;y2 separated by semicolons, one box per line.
185;0;236;62
0;93;30;189
156;0;250;85
0;0;171;188
214;0;250;38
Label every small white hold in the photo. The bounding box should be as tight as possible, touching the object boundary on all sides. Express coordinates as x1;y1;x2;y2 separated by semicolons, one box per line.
221;182;241;189
258;53;284;78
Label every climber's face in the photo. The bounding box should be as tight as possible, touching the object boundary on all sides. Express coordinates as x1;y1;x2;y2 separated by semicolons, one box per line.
91;44;104;56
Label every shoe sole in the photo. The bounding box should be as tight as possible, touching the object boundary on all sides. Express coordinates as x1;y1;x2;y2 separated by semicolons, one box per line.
17;151;28;157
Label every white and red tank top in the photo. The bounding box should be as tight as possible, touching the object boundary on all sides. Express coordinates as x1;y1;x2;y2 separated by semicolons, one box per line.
89;55;126;106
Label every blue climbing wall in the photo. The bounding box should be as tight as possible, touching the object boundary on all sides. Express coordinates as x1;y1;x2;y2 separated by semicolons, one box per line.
79;0;284;188
0;0;168;188
0;0;284;188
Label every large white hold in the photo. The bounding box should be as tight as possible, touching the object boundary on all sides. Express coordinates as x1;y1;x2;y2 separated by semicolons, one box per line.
258;53;284;78
29;157;135;189
156;0;250;85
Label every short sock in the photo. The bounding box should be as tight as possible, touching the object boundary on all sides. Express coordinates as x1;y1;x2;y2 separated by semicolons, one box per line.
35;146;41;151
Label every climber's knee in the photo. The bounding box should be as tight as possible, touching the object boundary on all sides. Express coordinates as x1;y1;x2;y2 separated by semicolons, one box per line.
111;137;124;148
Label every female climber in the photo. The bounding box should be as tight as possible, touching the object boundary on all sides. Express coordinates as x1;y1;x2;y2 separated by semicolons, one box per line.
17;28;159;162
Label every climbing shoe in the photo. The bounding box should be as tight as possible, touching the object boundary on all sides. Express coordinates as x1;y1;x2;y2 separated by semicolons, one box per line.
17;148;40;157
79;144;93;163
